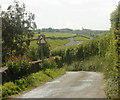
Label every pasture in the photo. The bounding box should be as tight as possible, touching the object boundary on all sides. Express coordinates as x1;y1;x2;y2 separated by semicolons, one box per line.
33;32;76;39
30;32;90;50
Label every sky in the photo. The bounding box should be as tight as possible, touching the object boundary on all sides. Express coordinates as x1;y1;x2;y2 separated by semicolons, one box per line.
0;0;119;30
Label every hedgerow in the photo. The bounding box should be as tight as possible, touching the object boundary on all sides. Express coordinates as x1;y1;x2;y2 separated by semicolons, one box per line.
51;34;111;64
51;6;119;98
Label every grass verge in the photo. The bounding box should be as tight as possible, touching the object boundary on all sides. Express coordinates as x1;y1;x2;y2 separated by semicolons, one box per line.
63;55;105;72
2;68;65;99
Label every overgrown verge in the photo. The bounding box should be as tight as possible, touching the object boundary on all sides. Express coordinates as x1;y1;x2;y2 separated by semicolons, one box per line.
50;5;120;98
2;53;65;100
2;55;62;84
2;68;65;99
51;33;111;64
63;55;105;72
51;27;118;98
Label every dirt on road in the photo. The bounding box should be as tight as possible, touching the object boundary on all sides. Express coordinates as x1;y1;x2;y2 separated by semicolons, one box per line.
15;71;106;98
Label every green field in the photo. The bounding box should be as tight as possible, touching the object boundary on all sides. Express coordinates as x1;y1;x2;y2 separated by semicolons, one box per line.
74;36;89;41
30;32;91;50
30;38;70;50
33;32;76;39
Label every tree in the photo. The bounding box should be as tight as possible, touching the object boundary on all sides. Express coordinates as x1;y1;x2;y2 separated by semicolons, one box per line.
2;1;37;62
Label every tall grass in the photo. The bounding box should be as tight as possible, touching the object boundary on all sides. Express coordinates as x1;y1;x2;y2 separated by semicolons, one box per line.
63;55;105;72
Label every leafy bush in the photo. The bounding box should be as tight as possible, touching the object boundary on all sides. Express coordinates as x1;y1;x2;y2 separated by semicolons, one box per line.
51;34;111;64
41;57;57;69
64;55;105;72
54;56;61;63
25;47;38;61
103;5;119;99
54;56;63;68
6;55;32;78
27;44;50;61
2;82;21;99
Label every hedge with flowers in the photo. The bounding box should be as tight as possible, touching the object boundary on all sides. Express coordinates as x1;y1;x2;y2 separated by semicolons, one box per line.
5;55;32;79
2;54;63;84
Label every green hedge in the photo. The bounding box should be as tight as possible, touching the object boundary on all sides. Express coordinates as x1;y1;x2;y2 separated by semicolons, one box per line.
63;55;105;72
2;68;65;99
51;28;118;98
51;34;111;64
104;5;119;98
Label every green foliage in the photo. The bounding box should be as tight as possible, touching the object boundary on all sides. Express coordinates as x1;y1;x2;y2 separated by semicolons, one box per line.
103;5;120;98
41;28;73;33
6;55;32;78
54;56;63;68
64;55;105;72
25;47;38;61
2;1;36;63
52;29;118;98
54;56;61;63
26;44;50;61
43;68;65;79
33;32;76;39
51;34;111;64
41;57;57;69
2;82;21;99
2;68;65;99
73;28;106;37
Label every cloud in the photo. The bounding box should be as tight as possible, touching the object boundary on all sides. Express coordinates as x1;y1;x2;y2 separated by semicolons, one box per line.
1;0;119;30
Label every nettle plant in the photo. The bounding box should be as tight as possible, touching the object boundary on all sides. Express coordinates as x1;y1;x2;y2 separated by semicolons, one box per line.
6;54;32;77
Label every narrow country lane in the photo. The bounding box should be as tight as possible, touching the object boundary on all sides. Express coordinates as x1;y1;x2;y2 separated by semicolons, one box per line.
65;37;78;46
15;71;106;98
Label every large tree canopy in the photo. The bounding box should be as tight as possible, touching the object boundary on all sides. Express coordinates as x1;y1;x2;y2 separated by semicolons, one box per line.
2;1;37;62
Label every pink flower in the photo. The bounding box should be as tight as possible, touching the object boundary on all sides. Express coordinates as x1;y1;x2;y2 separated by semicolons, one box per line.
19;54;21;57
14;56;16;60
27;57;30;60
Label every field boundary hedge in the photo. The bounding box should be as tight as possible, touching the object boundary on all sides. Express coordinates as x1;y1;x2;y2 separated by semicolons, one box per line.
51;31;119;98
2;56;62;84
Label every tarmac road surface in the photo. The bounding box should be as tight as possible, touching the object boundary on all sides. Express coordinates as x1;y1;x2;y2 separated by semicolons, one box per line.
65;37;78;46
15;71;106;98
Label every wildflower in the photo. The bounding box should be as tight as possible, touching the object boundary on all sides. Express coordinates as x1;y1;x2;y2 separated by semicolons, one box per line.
19;54;21;57
22;55;26;60
27;57;30;60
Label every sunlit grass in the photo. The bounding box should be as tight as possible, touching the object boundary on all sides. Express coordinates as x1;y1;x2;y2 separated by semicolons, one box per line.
74;36;89;41
63;55;105;72
33;32;76;39
30;38;70;50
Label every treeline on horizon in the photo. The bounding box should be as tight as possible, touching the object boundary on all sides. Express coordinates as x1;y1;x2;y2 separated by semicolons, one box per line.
35;27;107;34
